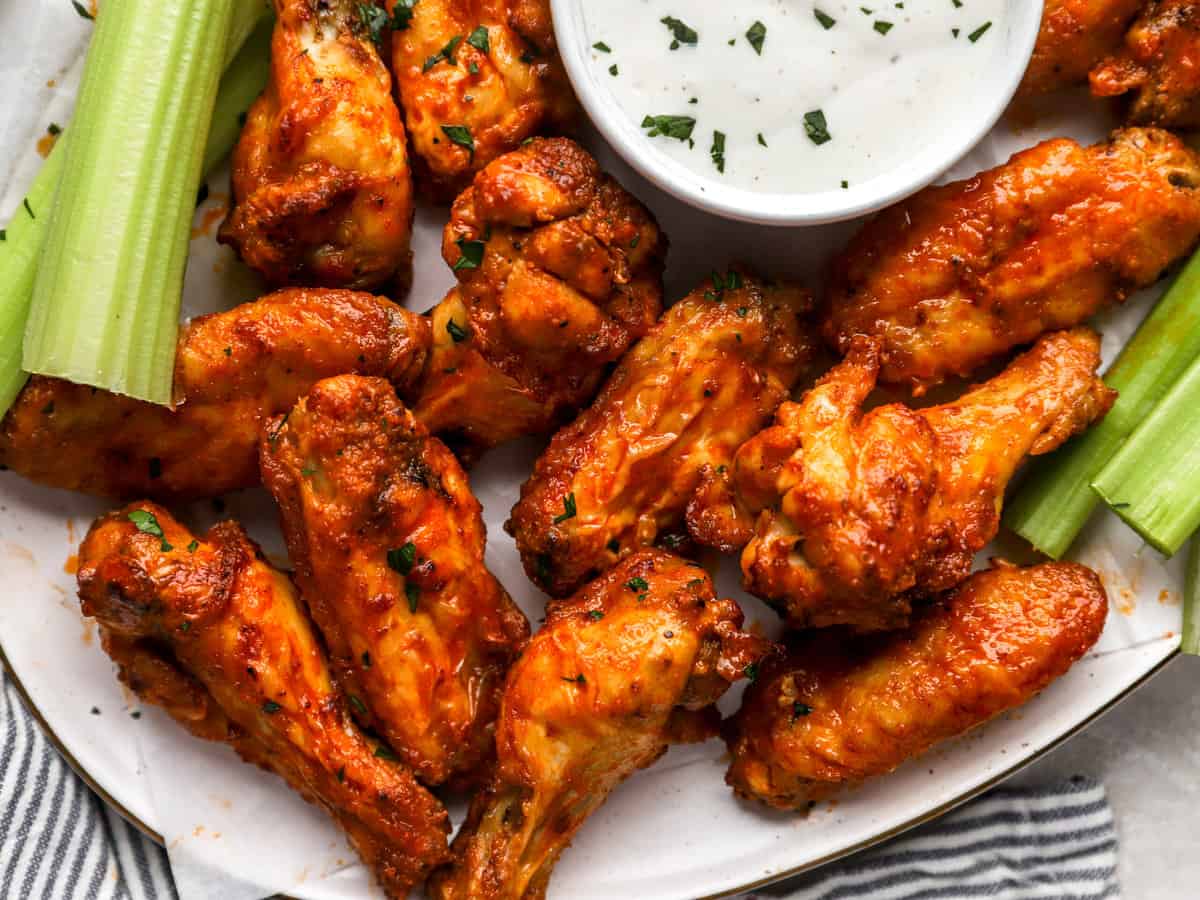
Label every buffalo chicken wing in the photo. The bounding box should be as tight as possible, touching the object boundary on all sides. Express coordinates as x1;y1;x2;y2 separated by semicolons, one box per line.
428;550;767;899
824;129;1200;391
689;329;1114;631
259;375;529;785
388;0;577;194
1020;0;1145;95
508;271;818;597
726;561;1108;810
0;289;429;501
1092;0;1200;128
219;0;414;289
77;504;450;897
413;138;666;457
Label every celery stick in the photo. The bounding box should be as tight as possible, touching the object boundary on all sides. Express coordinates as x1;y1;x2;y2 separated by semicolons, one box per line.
22;0;238;405
0;144;67;415
1184;537;1200;655
204;16;272;175
1091;351;1200;556
1004;251;1200;558
0;6;270;418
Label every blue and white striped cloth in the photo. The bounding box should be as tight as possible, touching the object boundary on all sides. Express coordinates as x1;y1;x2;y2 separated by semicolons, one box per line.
2;672;1119;900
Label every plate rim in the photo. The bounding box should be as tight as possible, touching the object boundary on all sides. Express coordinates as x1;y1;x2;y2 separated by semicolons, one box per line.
3;630;1177;897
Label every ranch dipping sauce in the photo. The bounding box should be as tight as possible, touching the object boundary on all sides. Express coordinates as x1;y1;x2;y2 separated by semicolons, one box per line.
583;0;1006;195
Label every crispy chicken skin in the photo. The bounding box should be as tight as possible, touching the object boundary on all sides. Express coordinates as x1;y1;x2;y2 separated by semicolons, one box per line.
412;138;666;457
726;561;1108;810
388;0;577;194
824;129;1200;391
219;0;414;290
1020;0;1145;95
259;375;530;785
689;330;1114;632
508;271;818;598
428;550;768;900
77;504;450;897
0;289;429;501
1091;0;1200;128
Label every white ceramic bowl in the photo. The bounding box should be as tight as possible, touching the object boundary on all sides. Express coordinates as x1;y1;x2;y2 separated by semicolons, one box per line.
551;0;1044;226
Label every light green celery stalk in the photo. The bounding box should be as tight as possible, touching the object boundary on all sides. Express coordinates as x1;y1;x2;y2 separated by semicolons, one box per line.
22;0;239;404
1184;537;1200;655
1004;250;1200;558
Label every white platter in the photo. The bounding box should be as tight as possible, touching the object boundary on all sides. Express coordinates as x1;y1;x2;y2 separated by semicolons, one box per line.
0;16;1187;899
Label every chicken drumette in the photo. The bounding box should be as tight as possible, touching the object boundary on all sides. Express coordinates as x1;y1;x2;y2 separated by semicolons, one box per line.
77;504;450;898
1092;0;1200;128
412;138;666;458
508;270;819;598
823;128;1200;391
688;329;1114;632
259;375;529;785
0;289;429;501
387;0;577;195
428;550;768;900
1020;0;1145;96
727;561;1108;810
219;0;414;289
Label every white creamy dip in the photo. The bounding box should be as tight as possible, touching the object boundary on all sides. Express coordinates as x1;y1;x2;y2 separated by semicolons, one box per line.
583;0;1008;195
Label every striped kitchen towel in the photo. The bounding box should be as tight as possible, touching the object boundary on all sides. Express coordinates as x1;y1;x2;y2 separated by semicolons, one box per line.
2;672;1118;900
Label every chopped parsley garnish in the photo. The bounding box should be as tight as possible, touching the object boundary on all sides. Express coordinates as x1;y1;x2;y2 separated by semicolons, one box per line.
553;492;577;523
374;744;400;761
562;673;587;685
71;0;93;20
469;61;479;74
841;179;849;189
447;318;471;342
745;20;766;55
609;63;619;76
424;35;463;71
968;21;992;42
357;2;390;48
757;132;768;147
405;582;420;613
814;8;836;29
391;0;418;30
593;41;612;52
300;464;317;477
710;130;726;173
349;695;368;716
47;123;62;136
262;700;282;714
704;269;744;301
743;662;759;682
660;16;698;50
860;6;873;13
952;0;963;7
452;235;485;270
441;123;475;159
186;540;199;553
466;25;490;53
127;509;171;552
792;701;812;720
588;610;604;621
387;542;417;575
640;114;696;141
803;109;832;146
625;576;649;592
952;27;960;37
874;20;894;34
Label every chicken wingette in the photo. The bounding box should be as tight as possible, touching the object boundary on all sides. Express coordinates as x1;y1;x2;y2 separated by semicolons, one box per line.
77;504;450;898
1091;0;1200;128
726;561;1108;810
0;289;429;501
413;138;666;458
387;0;577;194
427;550;768;900
1020;0;1145;95
508;271;818;598
823;128;1200;391
219;0;414;289
259;375;530;786
688;329;1114;632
